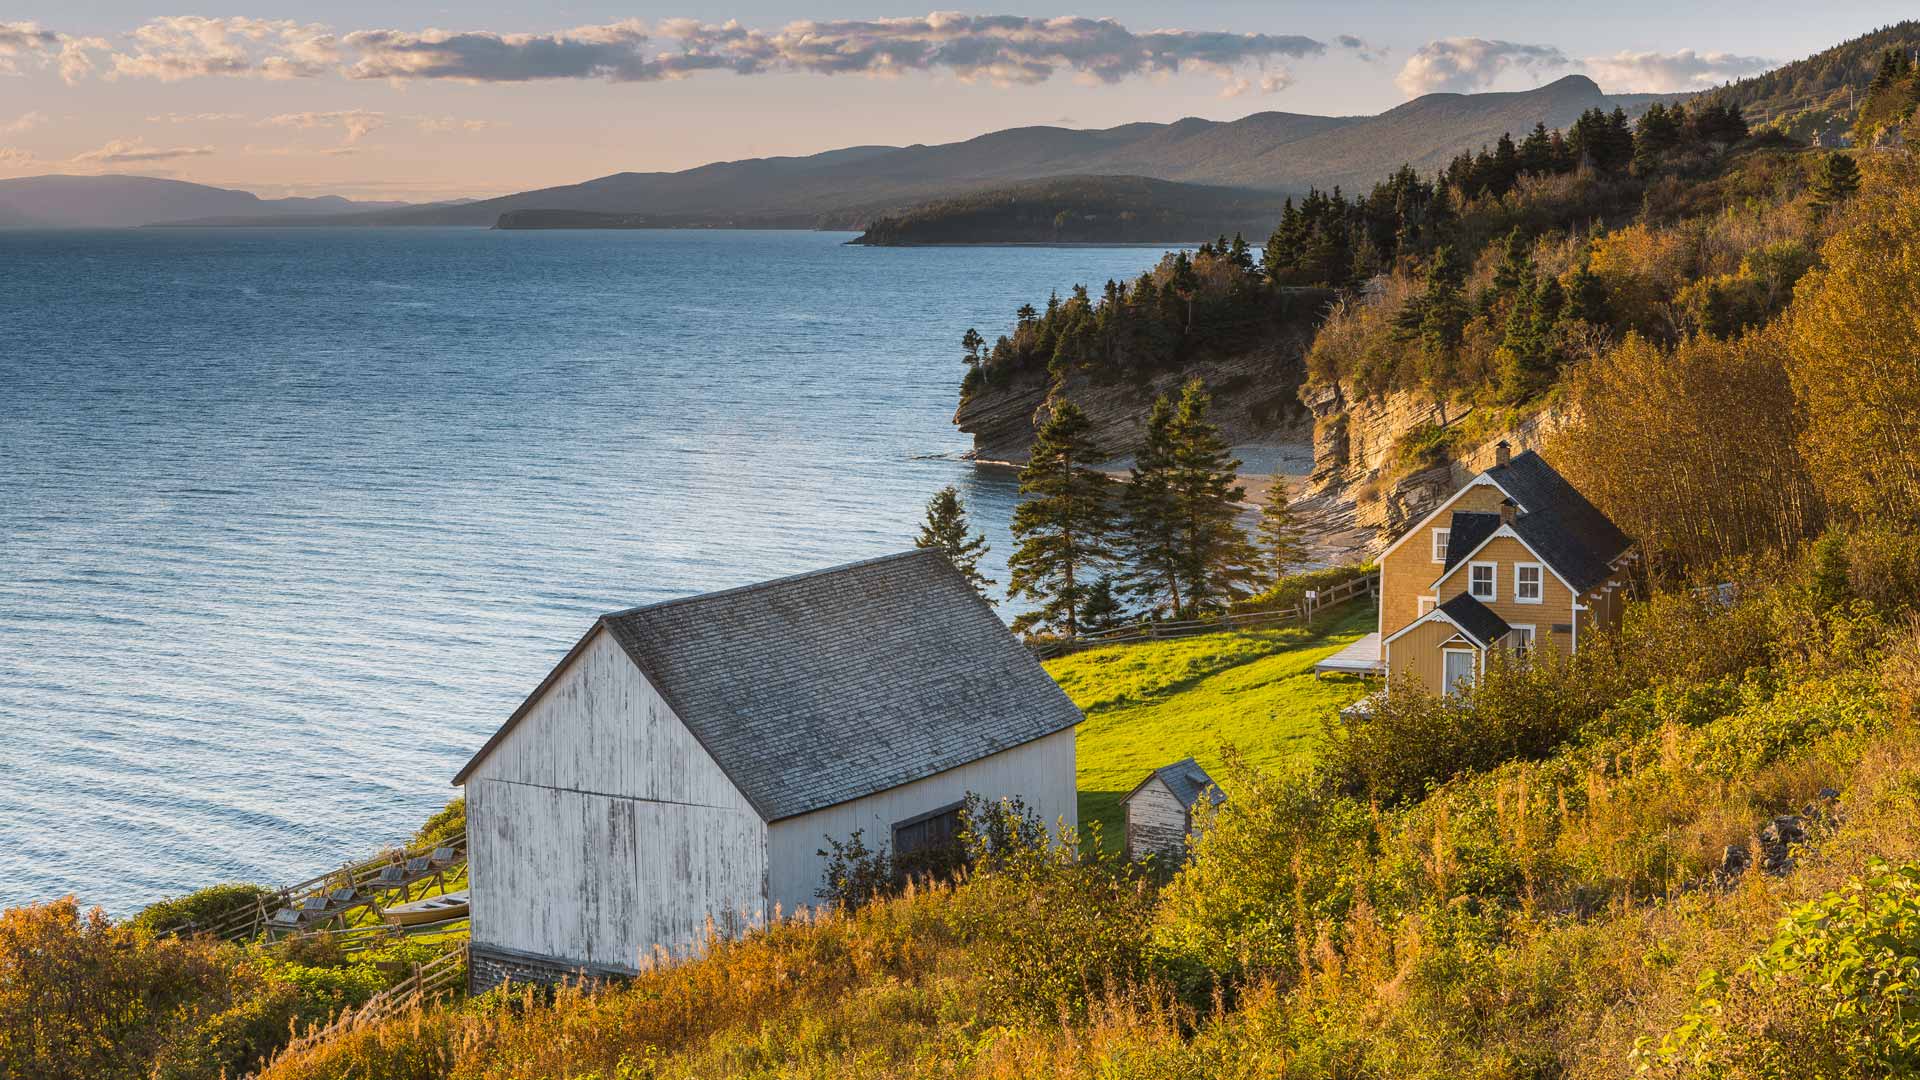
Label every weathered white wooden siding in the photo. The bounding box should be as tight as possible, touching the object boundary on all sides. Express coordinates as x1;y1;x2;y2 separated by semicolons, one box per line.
1123;779;1189;861
466;628;767;970
763;726;1076;914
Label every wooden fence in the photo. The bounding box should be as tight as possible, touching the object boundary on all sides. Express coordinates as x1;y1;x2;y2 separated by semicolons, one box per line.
265;942;469;1071
1031;574;1377;659
160;831;468;946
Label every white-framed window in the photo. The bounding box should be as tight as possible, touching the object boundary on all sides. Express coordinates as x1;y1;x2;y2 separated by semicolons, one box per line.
1417;596;1437;615
1508;624;1537;657
1469;561;1497;601
1515;563;1544;604
1442;647;1477;696
1431;528;1450;563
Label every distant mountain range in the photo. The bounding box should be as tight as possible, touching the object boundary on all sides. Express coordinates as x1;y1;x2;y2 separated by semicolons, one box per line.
172;74;1676;231
0;175;415;228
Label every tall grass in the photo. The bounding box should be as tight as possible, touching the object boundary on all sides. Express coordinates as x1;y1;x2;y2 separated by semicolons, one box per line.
257;535;1920;1080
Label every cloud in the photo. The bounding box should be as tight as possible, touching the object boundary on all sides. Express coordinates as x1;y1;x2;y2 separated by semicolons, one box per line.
75;13;1350;93
148;111;248;123
72;138;215;163
107;16;338;81
1336;34;1386;63
1396;38;1780;98
0;21;59;59
262;109;386;142
1395;38;1569;96
0;20;101;82
1221;73;1293;98
3;110;49;134
1581;49;1774;92
0;146;40;167
414;116;494;133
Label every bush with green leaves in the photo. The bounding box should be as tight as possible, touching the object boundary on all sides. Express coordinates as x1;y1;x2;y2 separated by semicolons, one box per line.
411;797;466;848
1641;860;1920;1078
127;882;281;936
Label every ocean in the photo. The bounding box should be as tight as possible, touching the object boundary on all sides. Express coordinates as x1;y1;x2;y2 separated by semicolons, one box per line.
0;227;1173;914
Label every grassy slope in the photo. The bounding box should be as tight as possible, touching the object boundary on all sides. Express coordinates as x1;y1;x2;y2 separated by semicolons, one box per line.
1047;602;1376;843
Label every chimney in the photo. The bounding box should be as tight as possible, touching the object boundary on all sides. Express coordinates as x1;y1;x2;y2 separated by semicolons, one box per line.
1494;439;1512;467
1500;497;1517;526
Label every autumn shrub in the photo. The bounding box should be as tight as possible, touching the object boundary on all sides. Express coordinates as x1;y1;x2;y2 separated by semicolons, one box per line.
0;899;234;1080
942;811;1155;1020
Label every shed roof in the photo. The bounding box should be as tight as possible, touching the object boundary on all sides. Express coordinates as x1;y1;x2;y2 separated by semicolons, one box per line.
453;549;1084;822
1124;756;1226;811
1436;593;1512;648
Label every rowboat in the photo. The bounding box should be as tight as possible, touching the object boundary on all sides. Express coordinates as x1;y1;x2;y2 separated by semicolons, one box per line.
379;890;469;926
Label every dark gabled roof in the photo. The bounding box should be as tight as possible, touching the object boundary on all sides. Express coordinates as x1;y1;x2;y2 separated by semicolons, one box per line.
1485;451;1633;592
1437;593;1512;648
1443;511;1504;571
1124;756;1225;811
455;549;1084;822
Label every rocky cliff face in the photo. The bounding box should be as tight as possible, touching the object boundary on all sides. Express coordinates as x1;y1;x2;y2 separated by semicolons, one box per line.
953;325;1561;568
1295;377;1568;561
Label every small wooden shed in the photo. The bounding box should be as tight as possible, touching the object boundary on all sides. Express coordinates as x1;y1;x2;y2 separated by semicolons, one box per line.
453;549;1083;991
1121;757;1225;861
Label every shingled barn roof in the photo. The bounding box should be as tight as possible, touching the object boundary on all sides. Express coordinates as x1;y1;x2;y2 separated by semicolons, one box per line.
453;549;1083;822
1124;756;1226;811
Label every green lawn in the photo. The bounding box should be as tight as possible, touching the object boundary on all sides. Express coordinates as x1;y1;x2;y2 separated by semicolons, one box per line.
1044;602;1377;844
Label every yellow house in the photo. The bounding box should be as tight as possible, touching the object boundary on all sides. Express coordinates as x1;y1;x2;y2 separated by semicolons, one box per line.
1317;442;1636;696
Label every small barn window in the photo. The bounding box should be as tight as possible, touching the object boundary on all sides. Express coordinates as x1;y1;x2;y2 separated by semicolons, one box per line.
892;801;965;859
1431;528;1450;563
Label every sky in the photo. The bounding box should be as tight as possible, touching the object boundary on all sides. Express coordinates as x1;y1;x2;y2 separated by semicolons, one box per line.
0;3;1910;202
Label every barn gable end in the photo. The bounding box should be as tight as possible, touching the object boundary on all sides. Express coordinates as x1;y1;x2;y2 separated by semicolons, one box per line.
466;628;766;977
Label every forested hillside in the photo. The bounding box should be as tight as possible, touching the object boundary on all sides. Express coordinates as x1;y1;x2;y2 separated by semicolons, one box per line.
849;176;1287;246
1700;20;1920;141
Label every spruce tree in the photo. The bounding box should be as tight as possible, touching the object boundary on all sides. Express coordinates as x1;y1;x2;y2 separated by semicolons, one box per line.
914;485;994;597
1079;576;1123;634
1487;228;1534;309
1166;380;1261;615
1397;245;1470;357
1007;401;1116;637
1118;396;1186;616
1256;483;1310;586
1811;153;1862;214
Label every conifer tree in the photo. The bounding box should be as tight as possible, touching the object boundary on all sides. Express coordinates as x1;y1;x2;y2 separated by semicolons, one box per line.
1811;153;1862;215
1118;396;1187;616
1007;401;1116;637
1079;576;1123;634
1487;228;1534;309
1166;380;1261;614
915;485;994;598
1397;244;1470;360
1517;122;1554;177
1256;483;1310;586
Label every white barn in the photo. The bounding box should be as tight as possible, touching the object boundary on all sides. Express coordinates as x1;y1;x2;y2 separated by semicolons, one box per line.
453;549;1082;990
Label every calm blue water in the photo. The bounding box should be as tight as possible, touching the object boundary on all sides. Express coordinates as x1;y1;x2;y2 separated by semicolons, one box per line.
0;228;1170;914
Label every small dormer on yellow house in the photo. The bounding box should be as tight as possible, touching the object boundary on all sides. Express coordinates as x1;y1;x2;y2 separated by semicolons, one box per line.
1320;441;1636;696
